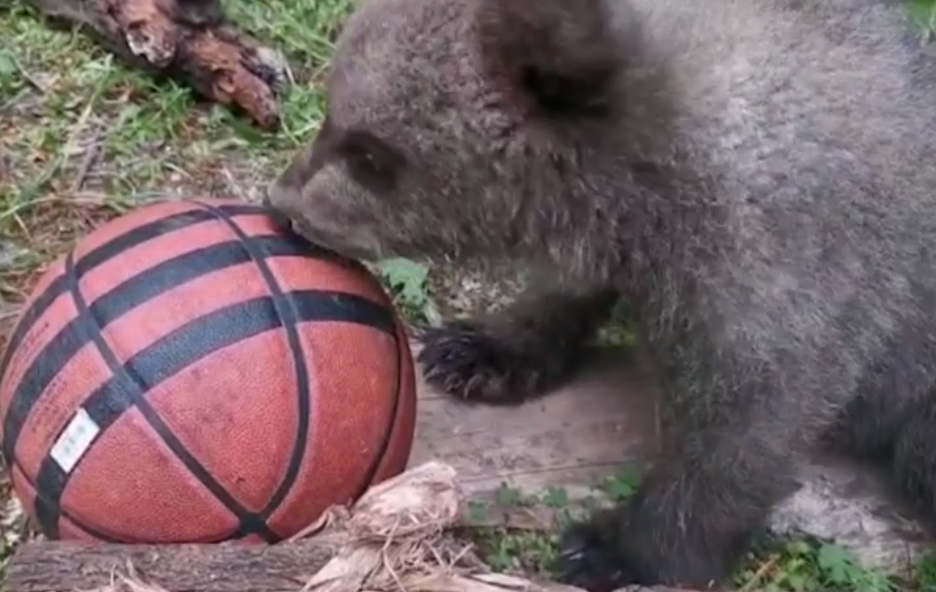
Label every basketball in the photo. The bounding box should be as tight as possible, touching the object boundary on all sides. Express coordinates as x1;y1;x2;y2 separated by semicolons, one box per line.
0;197;418;544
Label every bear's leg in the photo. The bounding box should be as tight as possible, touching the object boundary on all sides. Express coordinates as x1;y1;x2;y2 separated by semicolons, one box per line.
891;393;936;530
418;284;620;404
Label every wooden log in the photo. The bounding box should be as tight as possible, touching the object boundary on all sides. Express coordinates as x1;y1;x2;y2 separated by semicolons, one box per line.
2;462;701;592
3;537;693;592
20;0;289;129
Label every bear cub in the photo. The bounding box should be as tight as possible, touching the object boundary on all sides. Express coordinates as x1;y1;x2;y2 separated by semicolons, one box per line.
265;0;936;589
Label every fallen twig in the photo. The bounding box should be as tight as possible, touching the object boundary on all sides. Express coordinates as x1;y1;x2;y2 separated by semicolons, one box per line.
21;0;290;129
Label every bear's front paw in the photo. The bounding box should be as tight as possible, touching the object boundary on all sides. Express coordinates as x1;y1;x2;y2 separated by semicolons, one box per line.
554;510;637;592
556;502;741;591
416;321;558;405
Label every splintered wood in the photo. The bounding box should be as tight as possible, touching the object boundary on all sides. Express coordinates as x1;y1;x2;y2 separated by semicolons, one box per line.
2;462;692;592
20;0;289;129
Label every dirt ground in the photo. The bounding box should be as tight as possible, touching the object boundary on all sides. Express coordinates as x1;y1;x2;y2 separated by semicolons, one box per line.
2;1;936;590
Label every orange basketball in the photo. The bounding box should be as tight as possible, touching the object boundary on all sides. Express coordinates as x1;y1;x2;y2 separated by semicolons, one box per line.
0;197;417;543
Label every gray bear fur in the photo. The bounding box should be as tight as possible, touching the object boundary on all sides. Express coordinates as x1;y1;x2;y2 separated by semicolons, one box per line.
265;0;936;589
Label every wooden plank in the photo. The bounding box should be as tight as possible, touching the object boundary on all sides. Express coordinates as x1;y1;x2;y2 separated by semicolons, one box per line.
409;345;660;499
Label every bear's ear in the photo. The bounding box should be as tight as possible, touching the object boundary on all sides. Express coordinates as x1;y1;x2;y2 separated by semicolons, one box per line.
476;0;630;120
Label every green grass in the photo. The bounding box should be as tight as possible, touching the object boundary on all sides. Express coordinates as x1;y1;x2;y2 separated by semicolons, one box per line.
0;0;348;298
1;0;936;588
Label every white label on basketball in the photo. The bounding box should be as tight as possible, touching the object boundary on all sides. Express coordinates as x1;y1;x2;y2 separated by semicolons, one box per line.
50;407;101;474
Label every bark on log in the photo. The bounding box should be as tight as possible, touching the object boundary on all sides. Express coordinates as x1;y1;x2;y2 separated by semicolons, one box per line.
20;0;289;129
4;536;345;592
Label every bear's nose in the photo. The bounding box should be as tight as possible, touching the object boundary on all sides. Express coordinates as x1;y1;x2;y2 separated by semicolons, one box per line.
261;191;296;234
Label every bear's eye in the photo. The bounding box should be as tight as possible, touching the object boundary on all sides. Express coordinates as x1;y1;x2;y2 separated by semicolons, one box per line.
336;130;406;194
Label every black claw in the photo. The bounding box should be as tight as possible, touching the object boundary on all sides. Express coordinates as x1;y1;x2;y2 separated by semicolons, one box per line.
553;514;637;592
416;322;534;405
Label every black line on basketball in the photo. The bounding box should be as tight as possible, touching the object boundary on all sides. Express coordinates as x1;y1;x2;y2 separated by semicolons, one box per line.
350;323;404;503
47;490;266;544
0;203;262;387
31;494;123;543
193;200;312;522
36;464;269;544
2;235;313;467
30;290;395;541
12;468;124;542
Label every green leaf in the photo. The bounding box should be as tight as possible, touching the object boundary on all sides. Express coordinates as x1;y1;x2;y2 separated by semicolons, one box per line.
225;110;270;145
785;539;813;558
0;52;15;77
785;572;807;592
602;476;636;501
907;0;936;36
466;500;487;523
541;486;569;508
374;257;430;306
816;543;852;569
495;483;524;506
